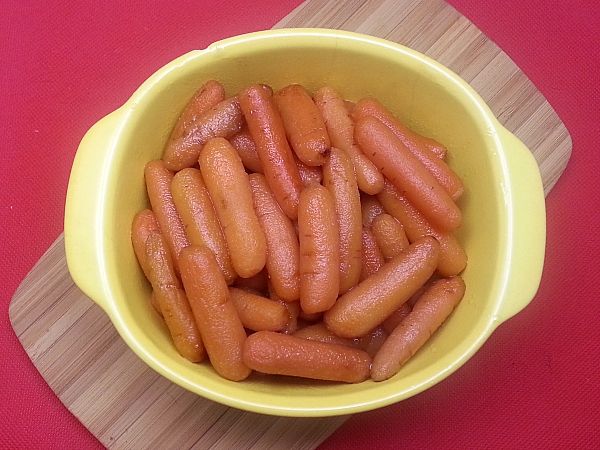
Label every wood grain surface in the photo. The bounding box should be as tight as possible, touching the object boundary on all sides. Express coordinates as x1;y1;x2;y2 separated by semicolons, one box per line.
9;0;571;448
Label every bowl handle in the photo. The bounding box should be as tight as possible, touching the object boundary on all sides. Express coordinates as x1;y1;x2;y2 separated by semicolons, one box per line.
494;128;546;323
64;110;125;314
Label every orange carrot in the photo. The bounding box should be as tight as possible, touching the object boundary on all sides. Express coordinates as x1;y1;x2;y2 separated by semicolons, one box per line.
324;235;440;338
131;208;161;280
351;96;447;159
171;168;237;284
360;227;385;281
243;330;372;383
165;79;225;145
144;232;205;362
352;98;462;200
248;173;300;302
269;285;301;335
238;84;304;220
313;87;384;195
228;287;289;332
371;213;410;261
377;181;467;277
360;193;386;228
179;245;251;381
144;160;190;274
371;276;466;381
163;96;245;171
274;84;331;166
323;147;363;294
355;116;462;231
298;183;341;314
228;125;263;174
199;137;267;279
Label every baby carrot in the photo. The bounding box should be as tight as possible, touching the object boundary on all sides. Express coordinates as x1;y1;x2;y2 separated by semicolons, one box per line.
360;227;385;281
144;160;190;274
371;213;410;261
179;245;251;381
324;235;440;338
298;183;341;314
199;137;267;279
352;98;462;199
131;208;161;280
239;84;304;220
381;303;412;335
170;168;237;284
228;287;289;332
248;173;300;302
228;125;263;174
351;97;447;158
371;276;466;381
377;181;467;277
232;268;269;295
165;79;225;145
323;147;363;294
313;87;384;195
144;232;205;363
243;330;372;383
274;84;331;166
355;116;462;231
163;96;245;171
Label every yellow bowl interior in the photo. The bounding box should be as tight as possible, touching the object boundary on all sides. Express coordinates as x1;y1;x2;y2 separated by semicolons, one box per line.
65;29;544;416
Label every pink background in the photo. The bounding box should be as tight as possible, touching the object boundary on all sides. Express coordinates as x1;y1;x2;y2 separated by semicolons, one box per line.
1;1;599;448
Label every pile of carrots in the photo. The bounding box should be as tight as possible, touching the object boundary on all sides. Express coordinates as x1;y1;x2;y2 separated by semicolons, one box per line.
131;80;467;384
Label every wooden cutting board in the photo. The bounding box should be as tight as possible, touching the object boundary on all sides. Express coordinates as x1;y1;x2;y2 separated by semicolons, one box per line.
9;0;572;449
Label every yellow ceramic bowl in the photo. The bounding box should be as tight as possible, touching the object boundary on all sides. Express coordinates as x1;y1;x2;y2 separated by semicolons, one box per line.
64;28;545;417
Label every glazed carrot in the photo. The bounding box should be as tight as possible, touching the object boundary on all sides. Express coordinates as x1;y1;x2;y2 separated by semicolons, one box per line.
377;181;467;277
323;147;363;294
144;232;205;362
228;125;263;174
131;208;161;280
149;290;163;317
381;302;412;335
163;96;245;171
228;287;289;332
293;321;359;349
199;137;267;279
371;213;410;261
171;168;236;284
352;98;462;200
238;84;304;220
144;160;190;274
179;245;251;381
360;227;385;281
324;235;440;338
351;96;447;158
248;173;300;302
274;84;331;166
165;79;225;144
295;152;324;187
243;330;372;383
360;193;386;228
298;183;341;314
313;87;384;195
355;116;462;231
371;276;466;381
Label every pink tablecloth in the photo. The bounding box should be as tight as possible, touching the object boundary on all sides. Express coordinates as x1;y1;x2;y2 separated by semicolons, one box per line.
1;1;599;448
